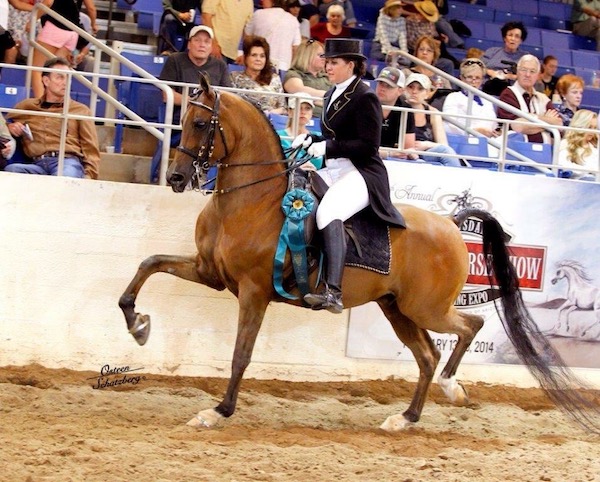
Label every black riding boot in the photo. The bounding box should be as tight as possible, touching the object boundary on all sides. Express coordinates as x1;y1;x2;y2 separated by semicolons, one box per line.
304;219;346;314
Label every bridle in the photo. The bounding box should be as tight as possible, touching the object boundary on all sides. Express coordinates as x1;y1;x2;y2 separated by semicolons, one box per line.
175;89;314;195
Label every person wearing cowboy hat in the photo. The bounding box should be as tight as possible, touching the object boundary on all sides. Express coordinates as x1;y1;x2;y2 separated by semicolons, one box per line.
291;38;405;314
370;0;408;63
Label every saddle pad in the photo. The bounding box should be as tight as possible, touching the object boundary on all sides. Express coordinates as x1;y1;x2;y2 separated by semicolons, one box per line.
345;211;392;275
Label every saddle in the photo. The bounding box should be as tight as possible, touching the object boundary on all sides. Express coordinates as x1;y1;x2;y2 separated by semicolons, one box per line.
276;169;392;299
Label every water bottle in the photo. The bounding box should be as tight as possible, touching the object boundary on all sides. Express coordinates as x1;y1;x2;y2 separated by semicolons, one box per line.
592;71;600;88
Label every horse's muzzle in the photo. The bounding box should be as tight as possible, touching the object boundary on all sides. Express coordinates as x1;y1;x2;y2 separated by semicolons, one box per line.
167;172;187;193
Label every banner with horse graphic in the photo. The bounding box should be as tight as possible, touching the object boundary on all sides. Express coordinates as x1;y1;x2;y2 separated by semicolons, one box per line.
347;162;600;369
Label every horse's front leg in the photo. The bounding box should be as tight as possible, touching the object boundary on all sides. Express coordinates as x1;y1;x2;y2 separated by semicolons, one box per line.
187;283;270;428
119;254;206;346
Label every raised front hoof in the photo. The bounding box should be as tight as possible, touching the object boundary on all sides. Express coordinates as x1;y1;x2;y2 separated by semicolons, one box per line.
186;409;223;429
379;414;415;432
129;314;151;346
438;375;470;406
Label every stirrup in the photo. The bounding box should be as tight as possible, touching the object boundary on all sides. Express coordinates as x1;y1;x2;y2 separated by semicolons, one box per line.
304;288;343;314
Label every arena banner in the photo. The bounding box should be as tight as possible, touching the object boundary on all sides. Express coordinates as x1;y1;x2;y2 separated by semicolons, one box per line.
347;162;600;369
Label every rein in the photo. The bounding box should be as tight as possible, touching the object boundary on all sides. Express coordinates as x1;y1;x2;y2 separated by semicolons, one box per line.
179;93;315;195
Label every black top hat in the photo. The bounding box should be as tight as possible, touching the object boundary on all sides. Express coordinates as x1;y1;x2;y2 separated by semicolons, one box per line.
321;38;366;60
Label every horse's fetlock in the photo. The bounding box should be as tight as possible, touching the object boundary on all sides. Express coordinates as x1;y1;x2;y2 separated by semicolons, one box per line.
402;409;420;423
118;294;134;310
215;404;234;418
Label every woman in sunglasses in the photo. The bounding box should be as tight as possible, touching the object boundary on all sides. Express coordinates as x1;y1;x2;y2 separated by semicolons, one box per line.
443;58;498;138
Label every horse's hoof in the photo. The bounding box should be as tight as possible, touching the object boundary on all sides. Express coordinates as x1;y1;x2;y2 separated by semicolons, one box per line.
380;414;414;432
129;314;151;346
186;409;223;428
438;375;469;406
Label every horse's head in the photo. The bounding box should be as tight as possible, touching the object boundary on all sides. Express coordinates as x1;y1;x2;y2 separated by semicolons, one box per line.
167;74;229;193
551;268;565;285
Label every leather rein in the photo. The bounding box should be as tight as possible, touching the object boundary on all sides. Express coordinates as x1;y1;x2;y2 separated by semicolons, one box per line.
176;91;312;195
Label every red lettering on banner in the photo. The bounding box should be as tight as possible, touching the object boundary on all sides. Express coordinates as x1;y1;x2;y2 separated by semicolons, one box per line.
465;242;546;290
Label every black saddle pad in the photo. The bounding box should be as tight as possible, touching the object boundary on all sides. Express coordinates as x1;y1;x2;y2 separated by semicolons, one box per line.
344;210;392;275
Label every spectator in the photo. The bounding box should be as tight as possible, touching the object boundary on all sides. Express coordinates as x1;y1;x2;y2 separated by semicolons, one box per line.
277;93;322;168
285;0;310;39
31;0;97;97
497;54;563;144
535;55;559;99
157;0;201;55
554;74;584;127
245;0;301;71
5;57;100;178
231;35;286;113
370;0;407;63
481;21;528;96
404;2;455;75
201;0;254;63
283;38;332;116
317;0;356;27
310;4;350;44
374;66;416;160
0;114;16;170
299;0;319;28
443;58;498;138
434;0;464;49
465;47;483;60
403;72;460;167
7;0;38;60
403;35;451;90
571;0;600;51
151;25;231;182
558;109;598;180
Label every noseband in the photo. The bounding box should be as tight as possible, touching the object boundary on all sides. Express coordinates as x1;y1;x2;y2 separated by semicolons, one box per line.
176;90;315;195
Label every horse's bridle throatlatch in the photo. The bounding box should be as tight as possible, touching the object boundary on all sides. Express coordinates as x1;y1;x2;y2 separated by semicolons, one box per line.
176;89;314;195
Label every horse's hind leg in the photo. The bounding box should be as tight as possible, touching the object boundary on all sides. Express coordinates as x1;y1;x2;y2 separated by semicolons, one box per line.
437;309;483;406
377;296;440;432
119;255;205;346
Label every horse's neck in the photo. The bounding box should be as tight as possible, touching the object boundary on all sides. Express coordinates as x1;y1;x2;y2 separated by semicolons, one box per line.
215;136;286;211
565;269;592;291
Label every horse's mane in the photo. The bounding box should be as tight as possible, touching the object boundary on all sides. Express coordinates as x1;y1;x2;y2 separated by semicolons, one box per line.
219;89;285;160
556;260;593;282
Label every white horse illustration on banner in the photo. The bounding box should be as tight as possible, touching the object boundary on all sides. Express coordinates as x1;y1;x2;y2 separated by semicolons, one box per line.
551;260;600;338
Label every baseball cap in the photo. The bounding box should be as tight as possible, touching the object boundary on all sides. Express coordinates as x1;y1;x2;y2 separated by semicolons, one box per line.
376;67;405;88
405;72;432;90
288;93;315;109
189;25;214;39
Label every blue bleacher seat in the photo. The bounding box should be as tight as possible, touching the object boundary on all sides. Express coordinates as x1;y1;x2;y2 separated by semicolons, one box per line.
464;38;503;51
553;49;573;68
523;27;542;47
519;14;545;29
463;20;485;41
521;45;543;57
133;0;162;13
268;113;288;131
0;84;28;108
582;88;600;110
506;140;553;174
494;11;523;26
510;0;538;16
575;68;597;87
0;67;26;87
539;1;572;22
484;23;503;43
540;30;571;51
447;134;495;169
543;17;568;30
114;53;167;152
486;0;509;12
464;5;495;21
556;66;575;78
571;51;600;71
570;35;597;51
447;3;467;19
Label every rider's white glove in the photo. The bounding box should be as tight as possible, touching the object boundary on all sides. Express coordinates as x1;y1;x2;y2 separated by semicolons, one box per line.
307;141;326;158
292;133;312;149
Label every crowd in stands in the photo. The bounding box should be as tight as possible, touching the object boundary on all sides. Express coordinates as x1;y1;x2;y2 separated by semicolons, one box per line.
0;0;599;182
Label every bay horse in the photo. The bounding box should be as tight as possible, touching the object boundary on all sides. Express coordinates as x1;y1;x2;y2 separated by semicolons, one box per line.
551;260;600;337
119;75;600;433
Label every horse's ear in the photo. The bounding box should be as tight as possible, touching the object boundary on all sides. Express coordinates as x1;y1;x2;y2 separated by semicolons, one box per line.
199;73;212;97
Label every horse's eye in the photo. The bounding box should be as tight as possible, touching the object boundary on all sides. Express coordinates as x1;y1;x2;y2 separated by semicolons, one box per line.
194;118;207;129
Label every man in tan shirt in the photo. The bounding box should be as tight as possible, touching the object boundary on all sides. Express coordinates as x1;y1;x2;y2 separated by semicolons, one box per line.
201;0;254;62
5;57;100;179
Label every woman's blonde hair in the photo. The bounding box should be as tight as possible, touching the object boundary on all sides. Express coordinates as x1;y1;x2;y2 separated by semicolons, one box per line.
290;39;324;72
414;35;440;63
565;109;598;165
327;4;345;19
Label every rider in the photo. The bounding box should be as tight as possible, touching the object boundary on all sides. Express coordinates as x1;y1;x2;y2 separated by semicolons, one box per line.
293;38;405;314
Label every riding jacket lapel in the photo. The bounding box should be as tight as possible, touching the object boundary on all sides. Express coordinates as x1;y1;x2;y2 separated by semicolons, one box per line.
321;76;362;137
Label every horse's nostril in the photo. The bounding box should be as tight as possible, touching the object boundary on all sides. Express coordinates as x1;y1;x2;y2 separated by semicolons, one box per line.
168;172;184;185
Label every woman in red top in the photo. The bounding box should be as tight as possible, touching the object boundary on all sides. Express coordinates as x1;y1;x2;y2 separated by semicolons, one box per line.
310;4;351;44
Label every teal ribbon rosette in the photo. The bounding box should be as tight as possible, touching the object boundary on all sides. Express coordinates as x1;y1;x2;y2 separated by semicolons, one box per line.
273;188;315;299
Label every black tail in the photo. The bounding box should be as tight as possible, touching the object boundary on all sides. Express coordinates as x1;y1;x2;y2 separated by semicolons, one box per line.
454;208;600;434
